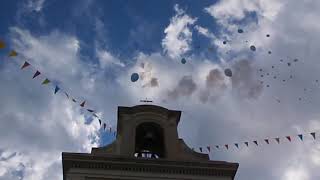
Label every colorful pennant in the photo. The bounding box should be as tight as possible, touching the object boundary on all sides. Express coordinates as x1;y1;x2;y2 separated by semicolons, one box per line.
42;78;50;85
298;134;303;141
199;147;203;152
8;50;18;57
80;101;86;107
311;132;316;139
253;140;258;146
32;71;41;79
54;86;60;94
275;138;280;144
264;139;269;144
235;143;239;148
21;61;30;69
244;142;249;147
207;146;211;152
225;144;229;150
286;136;291;142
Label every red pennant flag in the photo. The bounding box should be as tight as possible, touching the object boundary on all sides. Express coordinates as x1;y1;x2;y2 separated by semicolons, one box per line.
103;123;106;130
21;61;30;69
310;132;316;139
275;138;280;144
80;101;85;107
32;71;41;79
264;139;269;144
244;142;249;147
225;144;229;150
199;147;202;152
286;136;291;142
215;145;219;149
253;140;258;146
207;146;211;152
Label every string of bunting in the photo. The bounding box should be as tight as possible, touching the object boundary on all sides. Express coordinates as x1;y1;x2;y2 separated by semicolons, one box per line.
195;131;318;153
0;40;116;136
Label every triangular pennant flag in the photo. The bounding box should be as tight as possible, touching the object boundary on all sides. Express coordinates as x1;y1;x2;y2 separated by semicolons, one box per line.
98;119;101;126
275;137;280;144
199;147;203;152
103;123;106;130
225;144;229;150
21;61;30;69
253;140;258;146
207;146;211;152
54;86;60;94
93;113;98;118
80;101;86;107
215;145;219;149
42;78;50;85
264;139;269;144
0;40;5;49
286;136;291;142
109;127;112;133
32;71;41;78
310;132;316;140
8;50;18;57
87;109;94;113
234;143;239;148
64;92;69;98
244;142;249;147
72;98;77;102
298;134;303;141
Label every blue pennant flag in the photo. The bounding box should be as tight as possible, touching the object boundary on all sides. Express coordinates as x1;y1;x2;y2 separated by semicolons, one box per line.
54;86;60;94
298;134;303;141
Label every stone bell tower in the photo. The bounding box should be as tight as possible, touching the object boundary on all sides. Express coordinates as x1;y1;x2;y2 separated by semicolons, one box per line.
62;105;238;180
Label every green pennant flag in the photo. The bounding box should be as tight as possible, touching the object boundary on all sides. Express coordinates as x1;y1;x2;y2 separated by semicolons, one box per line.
8;50;18;57
42;78;50;85
21;61;30;69
310;132;316;140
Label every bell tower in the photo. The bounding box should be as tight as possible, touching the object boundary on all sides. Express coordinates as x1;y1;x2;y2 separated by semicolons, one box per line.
62;105;239;180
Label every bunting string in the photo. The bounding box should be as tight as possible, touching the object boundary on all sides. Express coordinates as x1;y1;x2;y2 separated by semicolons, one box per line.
0;42;116;136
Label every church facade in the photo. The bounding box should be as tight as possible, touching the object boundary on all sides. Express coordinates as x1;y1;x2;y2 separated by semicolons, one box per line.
62;105;238;180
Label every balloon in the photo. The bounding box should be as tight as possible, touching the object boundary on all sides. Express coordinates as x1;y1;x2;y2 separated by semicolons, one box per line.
181;58;186;64
250;45;256;51
223;41;227;45
294;58;298;62
131;73;139;82
224;68;232;77
266;34;270;37
268;51;272;54
238;29;244;33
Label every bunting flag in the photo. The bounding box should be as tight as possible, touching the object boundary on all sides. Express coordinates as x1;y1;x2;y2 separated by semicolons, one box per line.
80;101;86;107
207;146;211;152
109;127;112;133
264;139;269;144
103;123;106;130
21;61;30;69
286;136;291;142
298;134;303;141
87;109;94;113
64;92;69;98
93;113;98;118
72;98;77;102
8;50;18;57
275;137;280;144
42;78;50;85
54;86;60;94
32;71;41;79
310;132;316;139
225;144;229;150
98;119;101;126
253;140;258;146
215;145;219;149
235;143;239;148
0;40;5;49
244;142;249;147
199;147;203;152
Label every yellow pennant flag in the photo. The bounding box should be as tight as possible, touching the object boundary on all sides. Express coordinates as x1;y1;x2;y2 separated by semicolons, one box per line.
9;50;18;57
0;40;5;49
42;78;51;85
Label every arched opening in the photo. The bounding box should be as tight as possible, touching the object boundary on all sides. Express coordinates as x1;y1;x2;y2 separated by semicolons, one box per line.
134;122;165;158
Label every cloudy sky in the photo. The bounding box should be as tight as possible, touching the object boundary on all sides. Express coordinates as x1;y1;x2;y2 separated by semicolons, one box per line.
1;0;320;179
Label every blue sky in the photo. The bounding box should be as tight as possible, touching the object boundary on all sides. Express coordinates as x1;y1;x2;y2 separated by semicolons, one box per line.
1;0;320;180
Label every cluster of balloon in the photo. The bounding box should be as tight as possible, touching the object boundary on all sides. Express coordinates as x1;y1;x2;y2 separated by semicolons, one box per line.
224;68;233;77
131;73;139;82
181;58;187;64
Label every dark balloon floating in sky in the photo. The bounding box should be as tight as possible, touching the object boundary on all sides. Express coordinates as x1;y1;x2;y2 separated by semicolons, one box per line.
181;58;186;64
287;62;291;66
250;45;256;51
238;29;244;33
224;68;233;77
268;51;272;54
280;59;283;62
272;66;274;68
266;34;270;37
131;73;139;82
266;85;270;87
294;58;298;62
223;41;227;44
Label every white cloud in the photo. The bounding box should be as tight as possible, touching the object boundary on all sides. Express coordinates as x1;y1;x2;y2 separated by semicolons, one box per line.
162;4;197;59
96;49;125;68
27;0;45;12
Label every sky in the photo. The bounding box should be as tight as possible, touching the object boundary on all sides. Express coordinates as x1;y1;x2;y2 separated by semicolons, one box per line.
1;0;320;179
